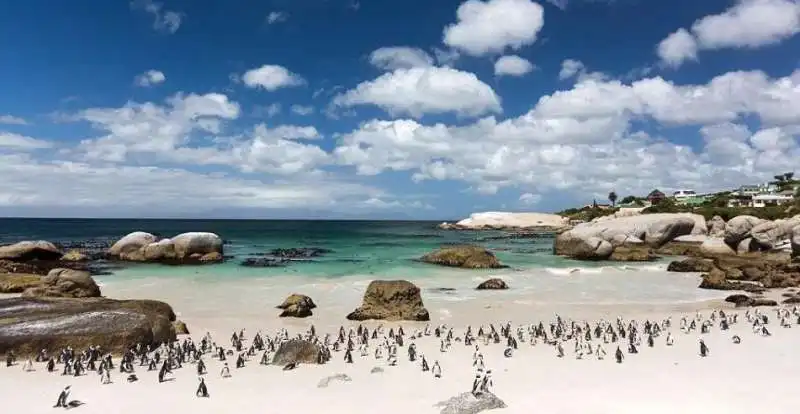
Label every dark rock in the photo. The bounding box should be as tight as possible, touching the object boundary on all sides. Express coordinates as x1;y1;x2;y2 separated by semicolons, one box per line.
724;294;752;307
434;391;507;414
346;280;430;321
782;296;800;304
476;278;509;290
667;258;715;273
0;297;176;355
420;245;505;269
749;298;778;307
277;294;316;318
0;241;62;262
698;268;738;290
269;247;333;258
272;339;327;366
240;257;290;267
655;241;703;257
609;245;657;262
21;268;101;298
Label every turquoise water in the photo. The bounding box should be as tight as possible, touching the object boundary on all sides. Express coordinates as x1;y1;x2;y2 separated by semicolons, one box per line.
0;218;591;279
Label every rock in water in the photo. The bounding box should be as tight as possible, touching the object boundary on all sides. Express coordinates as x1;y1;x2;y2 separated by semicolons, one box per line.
0;241;62;261
108;232;159;259
272;339;327;366
108;231;224;264
346;280;430;321
0;297;176;355
270;248;332;258
277;294;316;318
317;373;352;388
434;392;507;414
21;268;101;298
420;245;505;269
476;278;509;290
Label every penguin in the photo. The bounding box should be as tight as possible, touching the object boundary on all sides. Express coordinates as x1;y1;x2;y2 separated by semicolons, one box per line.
647;334;654;348
471;374;482;395
344;349;353;364
53;386;70;408
556;342;564;358
615;346;624;364
283;362;298;371
666;332;674;346
732;335;741;344
22;358;33;372
503;347;513;358
47;357;55;373
220;363;231;378
480;370;493;393
196;377;209;398
596;344;606;360
699;339;709;357
421;356;429;372
432;360;442;378
126;374;138;383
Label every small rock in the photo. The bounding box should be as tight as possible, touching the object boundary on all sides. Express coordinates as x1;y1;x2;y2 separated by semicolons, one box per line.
434;391;507;414
667;258;715;273
272;339;328;366
724;294;752;307
173;320;190;335
370;367;384;374
476;278;509;290
277;294;316;318
61;250;89;262
782;296;800;304
420;245;505;269
346;280;430;321
21;268;101;298
317;373;351;388
240;257;290;267
608;245;656;262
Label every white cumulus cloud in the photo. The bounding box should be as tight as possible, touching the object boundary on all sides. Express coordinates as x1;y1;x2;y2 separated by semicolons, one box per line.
241;65;305;91
0;115;28;125
130;0;182;34
332;66;502;118
134;70;166;87
368;47;434;70
494;55;534;77
443;0;545;56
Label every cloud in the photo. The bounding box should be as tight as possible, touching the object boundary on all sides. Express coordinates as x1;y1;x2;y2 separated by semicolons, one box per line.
657;0;800;68
0;115;28;125
241;65;306;91
333;68;800;199
290;105;315;116
494;55;534;77
331;66;502;118
557;59;607;82
134;69;166;87
0;132;53;150
518;193;542;205
442;0;545;56
266;11;288;24
130;0;182;34
368;47;434;70
252;103;282;118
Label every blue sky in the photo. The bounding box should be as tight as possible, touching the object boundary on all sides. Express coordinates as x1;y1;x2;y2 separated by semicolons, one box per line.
1;0;799;219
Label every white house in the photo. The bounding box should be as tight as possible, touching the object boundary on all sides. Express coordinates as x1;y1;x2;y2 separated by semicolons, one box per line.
752;194;794;208
672;189;697;200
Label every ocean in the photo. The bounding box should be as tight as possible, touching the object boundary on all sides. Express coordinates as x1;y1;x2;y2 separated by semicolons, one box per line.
1;218;728;327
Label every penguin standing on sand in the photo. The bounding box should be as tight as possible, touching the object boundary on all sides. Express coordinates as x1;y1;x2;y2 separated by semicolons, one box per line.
220;363;231;378
432;360;442;378
666;332;674;346
196;377;209;398
197;358;207;375
615;346;624;364
344;349;353;364
699;339;709;357
732;335;741;344
53;386;70;408
556;342;564;358
471;374;482;395
421;356;429;372
408;344;417;362
596;344;606;360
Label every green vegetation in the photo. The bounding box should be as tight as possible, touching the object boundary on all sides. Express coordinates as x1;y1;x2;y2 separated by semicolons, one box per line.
642;197;800;221
620;195;637;205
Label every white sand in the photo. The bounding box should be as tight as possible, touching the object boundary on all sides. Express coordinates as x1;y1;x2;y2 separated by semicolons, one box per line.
4;276;800;414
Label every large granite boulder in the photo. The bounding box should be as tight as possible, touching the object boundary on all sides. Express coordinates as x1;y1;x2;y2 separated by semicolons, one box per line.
108;231;224;264
272;339;327;366
0;241;62;262
708;216;726;238
421;246;504;269
723;216;765;247
609;245;656;261
0;273;42;293
554;214;700;260
346;280;430;321
750;218;800;250
277;294;316;318
698;268;738;290
21;268;101;298
0;297;176;355
434;392;507;414
476;278;509;290
699;238;736;257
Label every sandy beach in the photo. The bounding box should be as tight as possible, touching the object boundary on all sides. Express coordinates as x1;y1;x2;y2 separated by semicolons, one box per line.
3;274;800;414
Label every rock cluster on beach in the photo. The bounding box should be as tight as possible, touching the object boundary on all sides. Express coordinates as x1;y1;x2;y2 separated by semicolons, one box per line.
272;339;328;366
476;278;509;290
108;231;224;264
277;294;317;318
346;280;430;321
420;245;505;269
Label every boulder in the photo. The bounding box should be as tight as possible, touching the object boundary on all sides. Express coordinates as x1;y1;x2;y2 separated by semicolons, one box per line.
723;216;765;247
736;238;761;254
272;339;327;366
724;294;752;307
434;392;507;414
0;241;62;262
750;220;796;250
173;320;190;335
791;225;800;258
782;296;800;304
708;215;726;238
21;268;101;298
277;294;316;318
443;212;570;231
240;257;290;267
108;231;224;264
608;245;656;262
0;273;42;293
317;373;351;388
420;246;504;269
750;298;778;307
699;238;736;257
61;250;89;262
171;232;224;259
667;258;715;273
346;280;430;321
698;268;738;290
0;297;176;355
554;214;700;260
108;231;158;259
476;278;509;290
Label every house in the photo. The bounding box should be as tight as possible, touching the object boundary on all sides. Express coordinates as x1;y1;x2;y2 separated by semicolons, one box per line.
672;189;697;200
647;189;666;205
733;183;778;196
752;194;794;208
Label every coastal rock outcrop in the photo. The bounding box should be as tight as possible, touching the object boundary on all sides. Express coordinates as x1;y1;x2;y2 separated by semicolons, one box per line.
554;214;702;260
346;280;430;321
0;273;42;293
667;257;715;273
108;231;224;264
439;212;569;231
272;339;327;366
723;215;765;247
270;248;332;258
476;278;509;290
21;268;101;298
609;245;656;261
434;391;507;414
0;241;62;261
724;295;777;307
699;238;736;257
708;215;726;238
0;297;176;355
277;294;316;318
420;246;504;269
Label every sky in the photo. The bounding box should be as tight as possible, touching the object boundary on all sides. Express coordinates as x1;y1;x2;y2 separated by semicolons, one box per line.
1;0;799;219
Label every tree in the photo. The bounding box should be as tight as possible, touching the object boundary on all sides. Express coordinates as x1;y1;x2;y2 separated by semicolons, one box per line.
608;191;618;207
620;195;637;205
785;172;794;181
774;174;785;183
